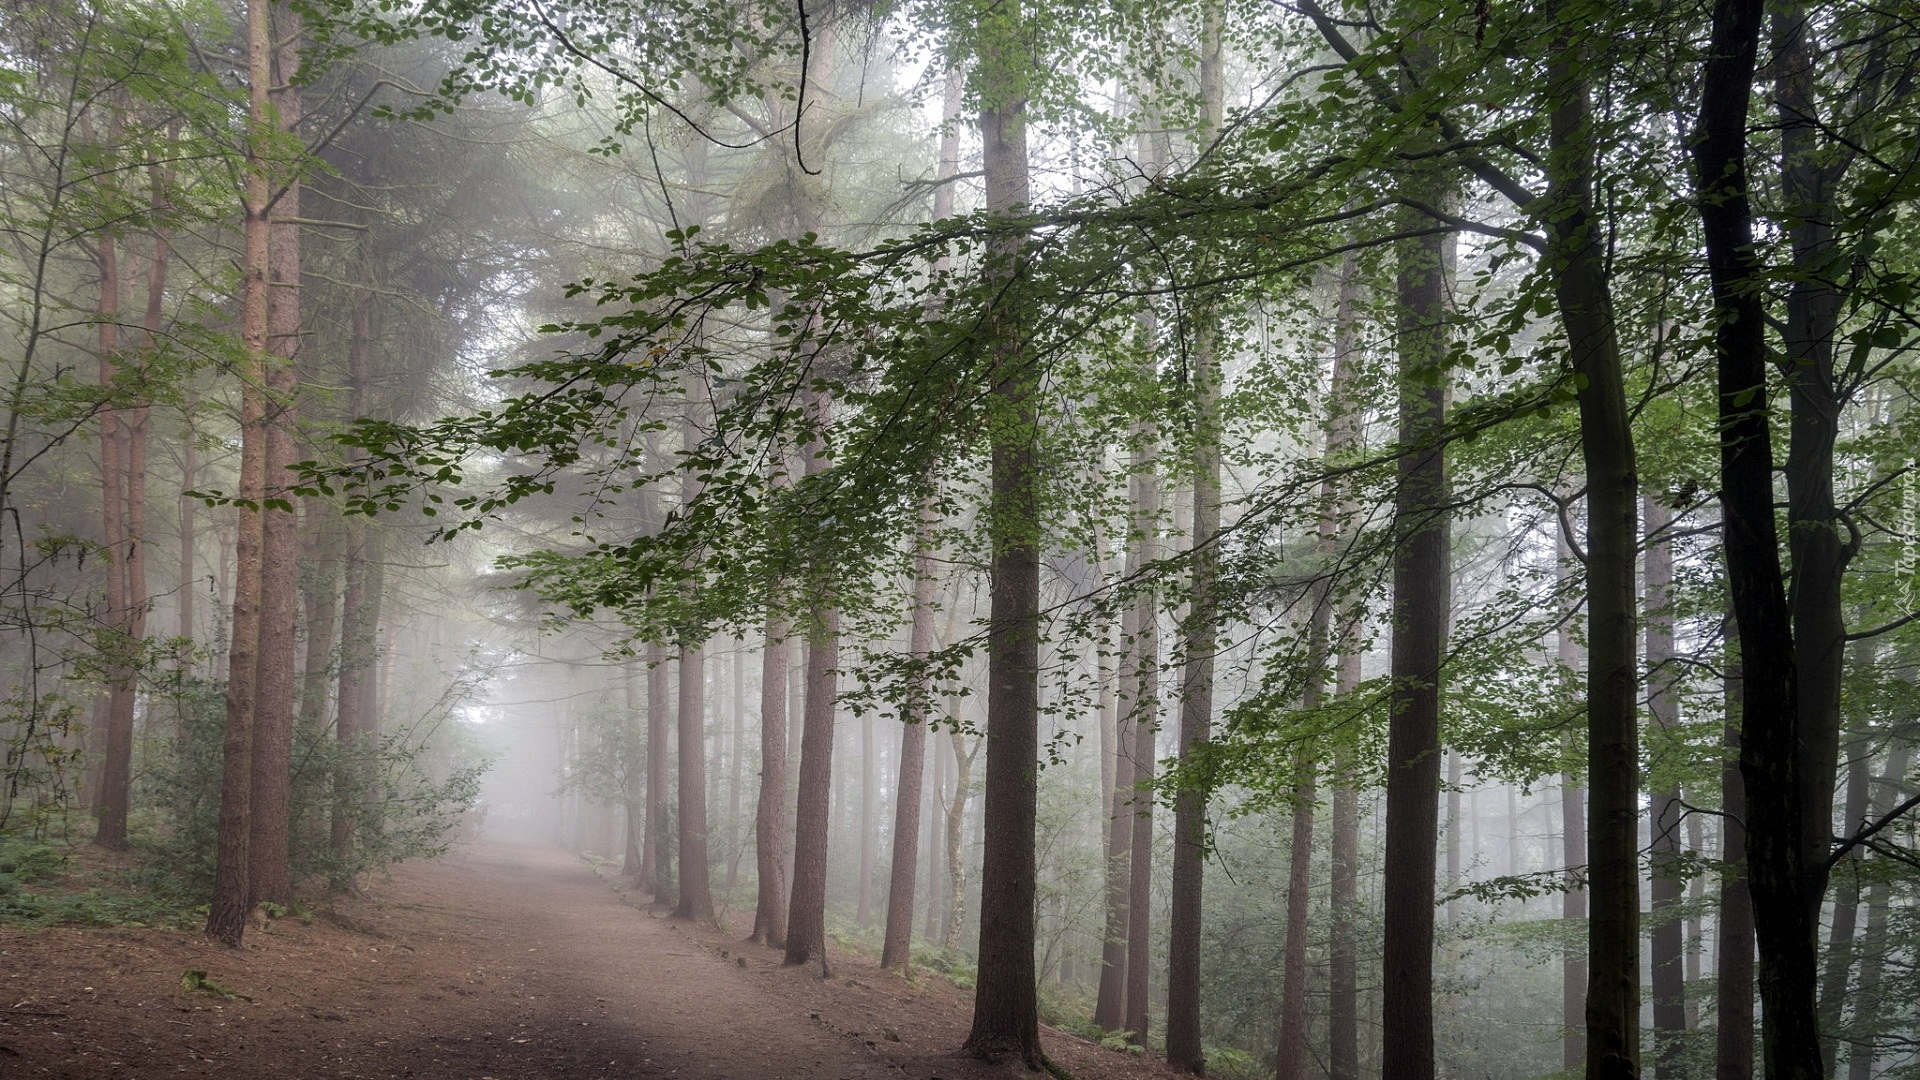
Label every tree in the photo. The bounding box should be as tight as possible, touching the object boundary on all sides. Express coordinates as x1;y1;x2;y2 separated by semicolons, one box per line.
207;0;281;947
960;0;1041;1060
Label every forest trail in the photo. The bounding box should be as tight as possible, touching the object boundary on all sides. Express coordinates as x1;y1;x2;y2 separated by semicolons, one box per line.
0;841;1175;1080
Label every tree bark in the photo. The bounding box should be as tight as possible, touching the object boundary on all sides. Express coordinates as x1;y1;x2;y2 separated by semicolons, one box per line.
785;382;839;969
1692;2;1824;1075
881;498;937;969
1379;186;1451;1080
1543;34;1641;1079
961;38;1041;1064
752;626;790;945
1844;742;1908;1080
673;639;713;920
648;639;673;899
207;0;274;946
1324;247;1366;1080
1647;498;1686;1078
1165;10;1224;1069
248;1;303;911
623;662;645;878
1716;613;1754;1080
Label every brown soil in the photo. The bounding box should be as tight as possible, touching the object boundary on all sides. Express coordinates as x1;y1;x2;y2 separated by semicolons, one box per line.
0;840;1184;1080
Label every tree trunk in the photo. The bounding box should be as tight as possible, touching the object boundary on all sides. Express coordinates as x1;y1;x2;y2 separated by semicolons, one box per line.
1379;183;1451;1080
881;498;937;969
944;726;972;950
1559;525;1589;1075
1165;12;1224;1070
648;640;673;899
1692;3;1824;1075
92;147;134;848
752;626;790;945
1845;742;1908;1080
1093;667;1135;1032
785;383;839;969
673;639;713;920
1542;36;1641;1080
1121;394;1160;1051
857;709;876;925
1818;637;1875;1075
961;42;1041;1064
1323;246;1366;1080
785;608;837;968
206;0;275;946
1716;613;1754;1080
247;2;303;911
1647;498;1686;1078
623;662;645;877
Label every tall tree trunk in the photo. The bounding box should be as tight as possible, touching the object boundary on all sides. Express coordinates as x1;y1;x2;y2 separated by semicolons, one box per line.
1379;180;1451;1080
1281;255;1363;1080
943;726;972;950
784;376;840;967
881;498;937;969
1543;33;1641;1080
207;0;275;946
1093;666;1135;1031
674;638;712;920
1818;637;1875;1075
1647;498;1687;1078
1165;10;1224;1070
648;639;673;899
961;33;1040;1063
248;2;303;911
1323;246;1366;1080
1845;742;1908;1080
857;709;876;925
92;137;134;848
924;729;944;943
623;662;644;877
1559;527;1589;1075
1770;0;1847;956
1121;383;1160;1051
786;605;837;968
329;265;375;874
1717;613;1754;1080
1692;3;1823;1075
752;626;790;944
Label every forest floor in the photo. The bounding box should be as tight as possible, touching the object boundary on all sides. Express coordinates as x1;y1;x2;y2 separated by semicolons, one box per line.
0;838;1188;1080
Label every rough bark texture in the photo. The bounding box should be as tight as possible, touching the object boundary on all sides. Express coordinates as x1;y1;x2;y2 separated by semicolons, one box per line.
752;627;790;945
207;0;273;947
784;386;838;970
961;49;1040;1066
1378;195;1450;1080
880;500;937;969
249;13;303;908
1693;3;1824;1075
92;160;134;849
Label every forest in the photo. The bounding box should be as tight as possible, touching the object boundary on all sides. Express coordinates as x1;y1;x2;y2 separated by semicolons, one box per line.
1;0;1917;1077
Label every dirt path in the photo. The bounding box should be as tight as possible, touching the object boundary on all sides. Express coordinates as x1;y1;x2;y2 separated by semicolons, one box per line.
0;841;1179;1080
